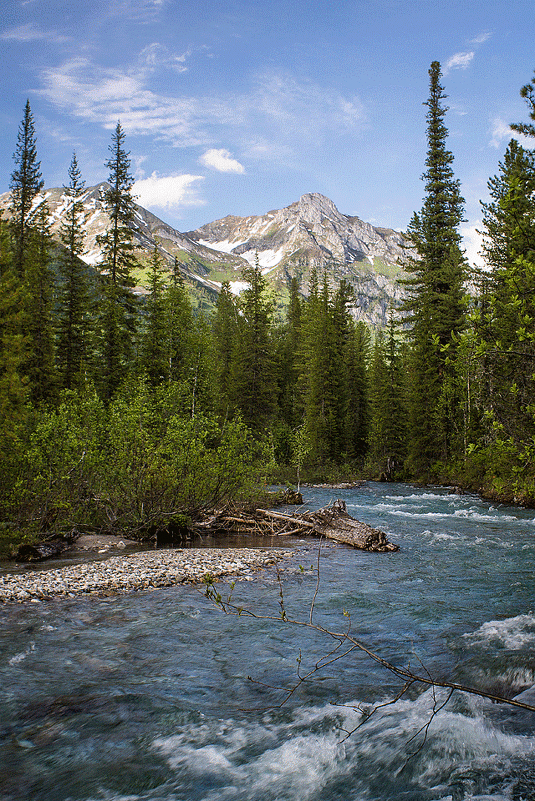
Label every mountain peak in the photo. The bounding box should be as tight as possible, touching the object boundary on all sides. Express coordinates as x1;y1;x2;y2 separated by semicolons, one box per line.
295;192;346;226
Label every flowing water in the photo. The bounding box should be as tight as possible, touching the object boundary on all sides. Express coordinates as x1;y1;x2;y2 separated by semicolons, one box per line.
2;483;535;800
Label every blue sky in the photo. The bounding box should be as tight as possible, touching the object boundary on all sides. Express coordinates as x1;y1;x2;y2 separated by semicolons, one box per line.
1;0;534;265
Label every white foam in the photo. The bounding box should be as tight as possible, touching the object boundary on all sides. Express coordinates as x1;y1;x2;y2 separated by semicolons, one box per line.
8;641;36;666
464;613;535;650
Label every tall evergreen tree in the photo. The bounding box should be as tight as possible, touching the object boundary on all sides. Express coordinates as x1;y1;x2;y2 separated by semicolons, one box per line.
232;257;276;433
402;61;467;474
57;153;93;389
275;276;303;429
165;257;195;385
96;122;138;399
140;247;167;385
344;319;370;463
511;70;535;140
9;100;44;275
0;216;29;459
368;313;407;478
473;139;535;446
212;280;238;421
24;200;56;404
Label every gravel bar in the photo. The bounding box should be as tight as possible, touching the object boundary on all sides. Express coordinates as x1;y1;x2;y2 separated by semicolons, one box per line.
0;548;295;603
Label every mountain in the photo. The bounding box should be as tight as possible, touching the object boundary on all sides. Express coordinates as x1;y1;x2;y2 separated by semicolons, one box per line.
0;187;409;325
187;192;409;323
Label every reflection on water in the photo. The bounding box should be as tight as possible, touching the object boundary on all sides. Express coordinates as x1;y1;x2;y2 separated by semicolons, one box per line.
2;482;535;800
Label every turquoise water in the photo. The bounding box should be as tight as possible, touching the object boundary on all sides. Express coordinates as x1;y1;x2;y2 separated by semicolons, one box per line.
2;482;535;800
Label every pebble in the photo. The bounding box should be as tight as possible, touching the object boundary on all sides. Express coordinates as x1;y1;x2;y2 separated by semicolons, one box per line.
0;548;295;604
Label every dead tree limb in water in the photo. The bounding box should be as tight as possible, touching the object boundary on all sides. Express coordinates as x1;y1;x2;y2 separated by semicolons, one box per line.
193;499;399;552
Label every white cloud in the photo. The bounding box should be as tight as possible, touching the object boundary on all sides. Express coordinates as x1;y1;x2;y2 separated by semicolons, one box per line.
200;149;245;173
461;222;484;268
138;42;191;73
0;23;68;43
38;56;366;156
470;32;491;45
133;172;205;211
489;117;533;149
444;51;474;75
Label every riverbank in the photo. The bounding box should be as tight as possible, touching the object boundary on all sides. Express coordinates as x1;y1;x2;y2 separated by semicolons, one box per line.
0;547;294;603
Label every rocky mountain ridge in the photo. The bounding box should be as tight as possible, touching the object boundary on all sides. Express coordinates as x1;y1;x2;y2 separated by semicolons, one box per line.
0;187;409;325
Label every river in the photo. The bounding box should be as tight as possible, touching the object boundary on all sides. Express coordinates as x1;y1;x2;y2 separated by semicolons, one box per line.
2;482;535;800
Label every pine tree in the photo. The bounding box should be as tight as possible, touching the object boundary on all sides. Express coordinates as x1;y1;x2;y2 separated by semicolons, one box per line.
9;100;44;275
275;276;303;429
402;61;467;474
368;313;407;478
140;247;167;385
511;70;535;140
96;122;138;399
474;139;535;446
0;216;29;454
232;257;276;433
56;153;93;389
24;200;57;404
165;257;195;385
212;280;238;421
344;319;370;463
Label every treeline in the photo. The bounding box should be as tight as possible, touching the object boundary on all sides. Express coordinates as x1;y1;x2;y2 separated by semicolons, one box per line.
1;63;535;550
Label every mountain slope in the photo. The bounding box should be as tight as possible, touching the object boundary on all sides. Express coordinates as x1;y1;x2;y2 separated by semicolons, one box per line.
188;193;409;323
0;187;409;324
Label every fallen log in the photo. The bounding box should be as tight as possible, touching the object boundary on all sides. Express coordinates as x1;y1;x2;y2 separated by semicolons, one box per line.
193;500;398;552
259;500;398;552
14;533;78;563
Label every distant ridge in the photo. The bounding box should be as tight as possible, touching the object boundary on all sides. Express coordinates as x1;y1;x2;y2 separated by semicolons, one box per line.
0;188;409;325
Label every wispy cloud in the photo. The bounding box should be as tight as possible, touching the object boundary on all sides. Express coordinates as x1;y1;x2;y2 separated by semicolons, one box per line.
444;51;474;75
490;117;532;149
105;0;168;24
200;149;245;173
0;22;69;43
470;32;491;45
443;31;491;76
138;43;192;74
38;56;367;160
133;172;205;211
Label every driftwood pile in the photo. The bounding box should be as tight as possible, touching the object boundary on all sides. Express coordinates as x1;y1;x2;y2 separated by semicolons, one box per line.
195;499;399;552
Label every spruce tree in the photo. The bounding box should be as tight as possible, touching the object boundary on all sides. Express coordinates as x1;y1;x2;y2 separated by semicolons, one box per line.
344;319;370;463
165;257;195;386
0;216;29;460
474;139;535;446
57;153;93;389
140;247;167;385
212;280;238;421
402;61;467;474
96;122;138;399
368;313;407;478
9;100;44;275
24;200;57;404
232;257;276;433
511;70;535;140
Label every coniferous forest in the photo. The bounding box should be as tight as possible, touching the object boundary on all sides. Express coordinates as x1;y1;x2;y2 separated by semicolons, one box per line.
1;62;535;554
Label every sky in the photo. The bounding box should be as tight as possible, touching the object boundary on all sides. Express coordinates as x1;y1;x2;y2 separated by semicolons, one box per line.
1;0;534;266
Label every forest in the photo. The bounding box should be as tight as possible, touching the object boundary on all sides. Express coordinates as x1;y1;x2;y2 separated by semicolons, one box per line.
1;61;535;555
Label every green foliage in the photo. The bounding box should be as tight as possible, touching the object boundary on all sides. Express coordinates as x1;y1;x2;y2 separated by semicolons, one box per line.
231;257;277;433
140;247;168;384
56;152;94;389
96;122;139;399
401;61;468;475
367;314;407;478
4;381;268;541
9;100;44;275
23;200;57;405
